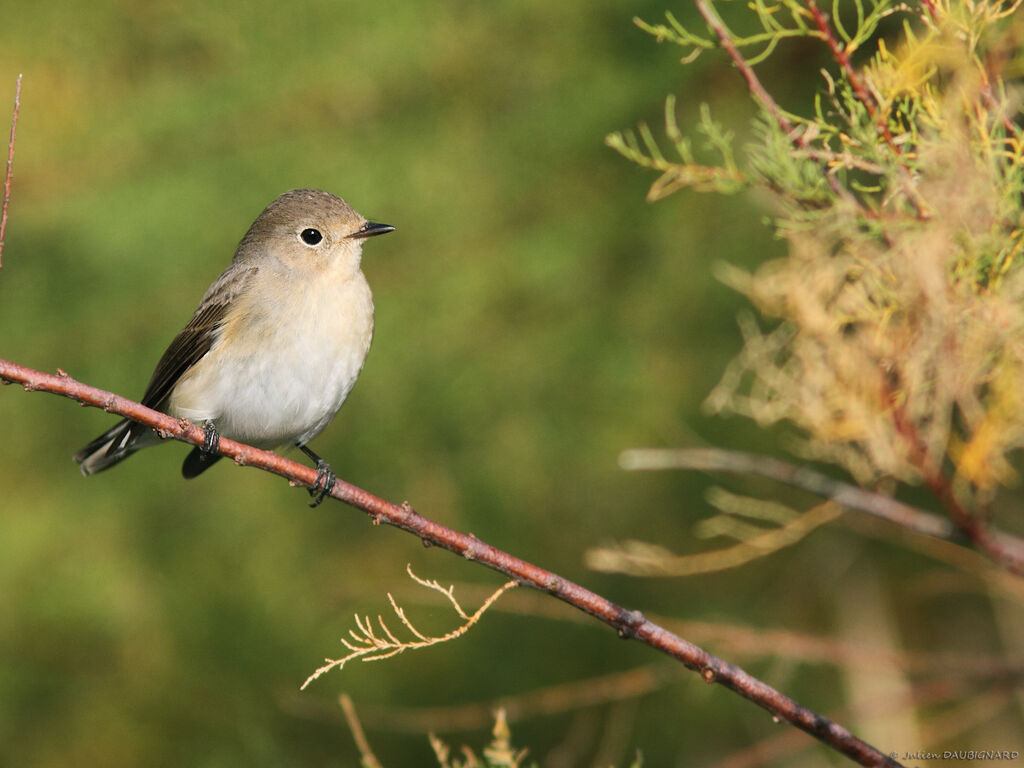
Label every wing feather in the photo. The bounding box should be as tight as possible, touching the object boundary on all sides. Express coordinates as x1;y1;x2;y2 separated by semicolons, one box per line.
138;266;258;410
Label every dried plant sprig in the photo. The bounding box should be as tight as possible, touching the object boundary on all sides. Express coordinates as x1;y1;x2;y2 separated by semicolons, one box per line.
302;566;517;689
619;446;957;538
585;502;842;577
339;694;385;768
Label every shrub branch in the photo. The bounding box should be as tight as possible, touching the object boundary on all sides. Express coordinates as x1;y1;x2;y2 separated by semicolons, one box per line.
0;357;901;768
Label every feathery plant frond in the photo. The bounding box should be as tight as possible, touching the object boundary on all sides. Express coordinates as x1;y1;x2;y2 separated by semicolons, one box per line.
303;566;517;689
606;97;746;200
429;710;534;768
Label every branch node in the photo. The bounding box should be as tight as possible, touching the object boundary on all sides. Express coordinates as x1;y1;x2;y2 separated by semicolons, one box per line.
421;537;433;548
701;666;717;683
615;607;647;639
463;540;482;561
56;368;69;378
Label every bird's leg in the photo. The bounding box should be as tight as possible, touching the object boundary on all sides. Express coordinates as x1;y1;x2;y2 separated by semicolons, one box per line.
298;444;336;508
202;420;220;455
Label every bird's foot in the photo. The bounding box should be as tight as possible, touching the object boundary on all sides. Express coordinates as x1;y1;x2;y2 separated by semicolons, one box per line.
309;459;337;508
202;420;220;455
298;444;336;507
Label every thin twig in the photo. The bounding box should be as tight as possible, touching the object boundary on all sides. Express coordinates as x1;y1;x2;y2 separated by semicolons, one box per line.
620;447;954;539
328;666;675;735
586;502;843;576
339;694;384;768
803;1;929;219
804;1;889;139
887;394;1024;577
0;74;22;270
622;446;1024;575
0;357;901;768
692;0;863;211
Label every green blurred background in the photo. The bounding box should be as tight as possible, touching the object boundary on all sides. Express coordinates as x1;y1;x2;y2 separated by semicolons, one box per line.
1;1;1021;766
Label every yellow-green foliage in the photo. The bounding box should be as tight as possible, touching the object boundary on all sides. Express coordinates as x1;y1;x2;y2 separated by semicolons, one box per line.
611;1;1024;506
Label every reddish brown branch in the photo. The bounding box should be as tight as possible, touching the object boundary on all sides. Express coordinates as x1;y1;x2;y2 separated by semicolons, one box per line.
887;393;1024;577
0;74;22;269
0;357;901;768
804;1;891;142
803;1;931;219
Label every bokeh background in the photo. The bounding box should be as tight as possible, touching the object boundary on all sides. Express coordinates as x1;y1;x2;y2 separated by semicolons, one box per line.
1;1;1021;766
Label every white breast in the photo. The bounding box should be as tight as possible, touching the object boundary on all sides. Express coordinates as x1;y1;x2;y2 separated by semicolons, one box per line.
168;268;374;448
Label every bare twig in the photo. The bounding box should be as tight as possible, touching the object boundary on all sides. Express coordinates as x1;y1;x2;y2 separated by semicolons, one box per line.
0;74;22;269
586;502;843;576
339;694;384;768
329;666;676;734
620;447;954;539
804;1;889;140
0;357;901;768
621;446;1024;576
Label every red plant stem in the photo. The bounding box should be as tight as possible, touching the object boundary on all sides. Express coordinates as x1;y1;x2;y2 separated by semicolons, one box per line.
804;1;893;143
692;0;862;211
919;0;939;23
0;74;22;270
887;393;1024;577
803;1;931;219
0;357;902;768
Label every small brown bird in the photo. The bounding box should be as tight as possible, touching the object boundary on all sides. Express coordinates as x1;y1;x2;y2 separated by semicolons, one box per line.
74;189;393;504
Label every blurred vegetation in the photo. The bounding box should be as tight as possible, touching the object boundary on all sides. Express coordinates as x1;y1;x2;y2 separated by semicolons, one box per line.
0;0;1022;766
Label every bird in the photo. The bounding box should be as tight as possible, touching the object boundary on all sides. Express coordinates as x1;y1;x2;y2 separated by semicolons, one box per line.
74;189;393;506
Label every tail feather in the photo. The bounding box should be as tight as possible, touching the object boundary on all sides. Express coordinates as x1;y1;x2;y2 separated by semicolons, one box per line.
74;420;141;476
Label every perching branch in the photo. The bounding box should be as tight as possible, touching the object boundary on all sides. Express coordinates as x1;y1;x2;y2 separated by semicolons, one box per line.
0;357;901;768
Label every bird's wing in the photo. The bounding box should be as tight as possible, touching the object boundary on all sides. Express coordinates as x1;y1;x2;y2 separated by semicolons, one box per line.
139;266;257;410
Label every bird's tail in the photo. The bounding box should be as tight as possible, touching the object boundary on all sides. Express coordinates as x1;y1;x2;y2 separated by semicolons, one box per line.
73;420;142;476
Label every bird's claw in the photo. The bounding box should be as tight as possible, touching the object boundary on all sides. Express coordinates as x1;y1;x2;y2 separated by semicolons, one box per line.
202;420;220;454
309;460;336;507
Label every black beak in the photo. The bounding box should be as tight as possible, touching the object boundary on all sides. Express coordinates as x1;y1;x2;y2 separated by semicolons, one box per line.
348;221;395;239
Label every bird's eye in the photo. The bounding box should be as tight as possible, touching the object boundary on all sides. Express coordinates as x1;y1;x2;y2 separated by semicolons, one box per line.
300;228;323;246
